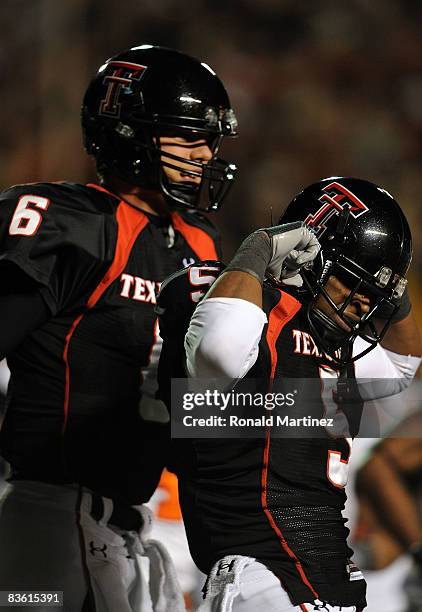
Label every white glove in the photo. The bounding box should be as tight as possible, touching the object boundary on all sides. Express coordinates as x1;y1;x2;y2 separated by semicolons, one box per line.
263;222;320;286
225;221;320;287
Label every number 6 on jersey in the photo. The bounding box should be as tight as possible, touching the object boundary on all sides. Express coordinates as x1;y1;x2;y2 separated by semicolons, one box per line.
9;195;50;236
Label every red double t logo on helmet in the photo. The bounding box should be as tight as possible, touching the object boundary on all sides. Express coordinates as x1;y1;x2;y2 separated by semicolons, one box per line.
305;181;369;236
99;61;147;118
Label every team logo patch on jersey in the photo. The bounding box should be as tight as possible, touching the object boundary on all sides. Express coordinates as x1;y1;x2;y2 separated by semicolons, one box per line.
305;181;369;237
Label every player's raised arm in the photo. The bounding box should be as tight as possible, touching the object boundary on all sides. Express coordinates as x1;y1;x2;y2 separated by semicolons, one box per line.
353;288;421;396
184;223;320;378
378;295;422;357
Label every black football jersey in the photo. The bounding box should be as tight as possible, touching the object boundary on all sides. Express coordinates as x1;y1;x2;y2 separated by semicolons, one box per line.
157;262;366;608
0;182;221;504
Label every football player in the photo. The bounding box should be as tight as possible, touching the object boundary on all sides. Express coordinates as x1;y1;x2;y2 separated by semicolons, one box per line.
0;45;237;610
157;178;422;611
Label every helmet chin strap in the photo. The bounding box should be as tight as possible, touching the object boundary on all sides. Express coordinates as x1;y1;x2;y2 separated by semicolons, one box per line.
159;174;200;208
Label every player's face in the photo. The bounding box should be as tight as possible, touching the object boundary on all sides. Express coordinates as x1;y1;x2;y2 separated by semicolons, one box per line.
159;136;213;185
315;275;371;331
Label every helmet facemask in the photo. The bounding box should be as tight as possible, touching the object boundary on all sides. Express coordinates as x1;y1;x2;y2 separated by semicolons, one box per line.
99;107;237;212
153;119;238;212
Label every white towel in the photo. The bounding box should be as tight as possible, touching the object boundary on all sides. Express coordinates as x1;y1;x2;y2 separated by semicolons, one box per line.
143;537;186;612
80;494;185;612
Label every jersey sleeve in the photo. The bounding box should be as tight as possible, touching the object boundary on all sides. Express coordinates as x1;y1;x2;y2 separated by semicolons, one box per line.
156;261;223;409
0;183;113;315
353;336;421;399
156;260;224;341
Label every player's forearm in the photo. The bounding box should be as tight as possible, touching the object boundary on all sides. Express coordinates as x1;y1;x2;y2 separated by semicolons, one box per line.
354;311;422;398
203;228;269;308
204;270;263;308
204;223;320;309
379;312;422;356
185;224;320;379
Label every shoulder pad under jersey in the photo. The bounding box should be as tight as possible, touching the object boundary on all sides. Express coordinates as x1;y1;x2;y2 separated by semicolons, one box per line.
156;260;224;337
0;181;117;308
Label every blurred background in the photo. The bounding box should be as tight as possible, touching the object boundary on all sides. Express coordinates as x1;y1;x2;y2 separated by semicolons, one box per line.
2;0;422;315
1;1;422;610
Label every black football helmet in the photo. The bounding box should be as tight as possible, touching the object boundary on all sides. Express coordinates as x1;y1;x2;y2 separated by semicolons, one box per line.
279;177;412;366
82;45;238;211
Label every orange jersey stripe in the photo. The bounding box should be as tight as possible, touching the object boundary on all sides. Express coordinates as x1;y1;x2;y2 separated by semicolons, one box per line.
261;290;319;600
266;290;301;379
87;186;218;261
62;201;149;431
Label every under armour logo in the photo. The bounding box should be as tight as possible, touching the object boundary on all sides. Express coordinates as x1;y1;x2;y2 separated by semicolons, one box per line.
305;181;369;237
89;541;108;558
216;560;236;575
182;257;195;268
100;60;147;118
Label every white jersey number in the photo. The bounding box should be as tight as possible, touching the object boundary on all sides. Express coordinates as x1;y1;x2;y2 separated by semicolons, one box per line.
327;439;352;488
9;195;50;236
188;265;220;302
320;367;353;488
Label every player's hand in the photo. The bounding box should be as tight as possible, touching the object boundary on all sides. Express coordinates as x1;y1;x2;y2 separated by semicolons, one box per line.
225;221;320;287
260;221;320;286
